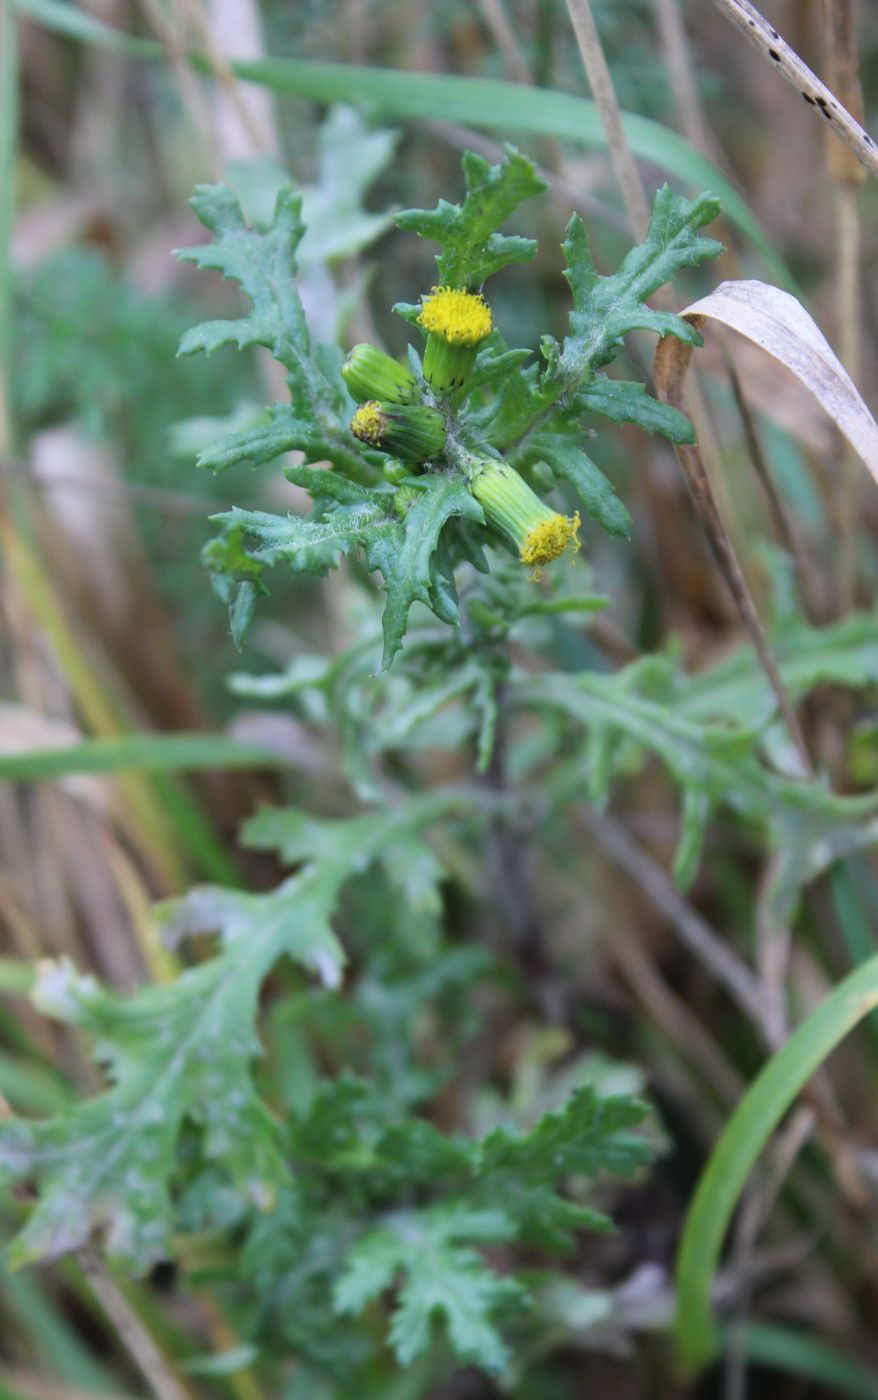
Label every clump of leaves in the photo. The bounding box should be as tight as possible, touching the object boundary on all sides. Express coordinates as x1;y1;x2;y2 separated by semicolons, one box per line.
183;145;720;665
1;149;732;1382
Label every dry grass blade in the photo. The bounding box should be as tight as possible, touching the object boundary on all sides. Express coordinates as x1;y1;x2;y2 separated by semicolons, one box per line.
709;0;878;179
654;278;878;775
675;281;878;481
654;363;813;775
564;0;651;236
78;1248;193;1400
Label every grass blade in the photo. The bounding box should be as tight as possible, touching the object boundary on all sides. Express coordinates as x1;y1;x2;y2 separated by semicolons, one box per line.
737;1322;878;1400
13;0;791;287
0;732;290;780
675;951;878;1372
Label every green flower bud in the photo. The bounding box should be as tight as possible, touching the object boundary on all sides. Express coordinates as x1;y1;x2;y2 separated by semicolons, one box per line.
464;455;580;570
393;485;422;516
342;343;418;404
383;458;413;485
417;286;493;394
350;401;447;464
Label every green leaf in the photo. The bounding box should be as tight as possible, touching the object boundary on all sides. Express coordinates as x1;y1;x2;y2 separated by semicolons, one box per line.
517;667;878;908
396;145;547;290
298;105;398;264
579;376;695;444
533;436;631;539
0;732;292;781
208;501;401;582
675;953;878;1373
0;953;287;1270
177;183;310;373
0;798;462;1271
553;188;722;386
677;608;878;729
734;1323;878;1400
196;410;370;483
381;473;485;669
335;1204;524;1372
476;1085;649;1250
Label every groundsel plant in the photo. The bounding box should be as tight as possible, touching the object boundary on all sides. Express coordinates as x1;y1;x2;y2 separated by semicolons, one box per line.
0;148;752;1385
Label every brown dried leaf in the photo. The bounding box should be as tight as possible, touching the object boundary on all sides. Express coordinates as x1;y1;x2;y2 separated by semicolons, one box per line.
649;276;878;776
665;279;878;479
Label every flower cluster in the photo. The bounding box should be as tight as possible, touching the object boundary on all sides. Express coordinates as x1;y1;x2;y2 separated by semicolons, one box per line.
342;285;580;570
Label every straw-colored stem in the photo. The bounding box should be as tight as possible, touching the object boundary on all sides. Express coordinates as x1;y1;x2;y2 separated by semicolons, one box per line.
709;0;878;180
564;0;651;237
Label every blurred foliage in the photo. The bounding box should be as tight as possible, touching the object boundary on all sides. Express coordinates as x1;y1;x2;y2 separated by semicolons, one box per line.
4;2;878;1398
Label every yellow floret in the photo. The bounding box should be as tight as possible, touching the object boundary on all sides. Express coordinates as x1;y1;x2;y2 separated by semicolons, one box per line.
350;401;386;445
418;287;493;346
520;512;581;568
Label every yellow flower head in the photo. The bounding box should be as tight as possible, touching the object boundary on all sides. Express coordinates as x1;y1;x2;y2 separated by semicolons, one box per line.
520;512;581;569
350;401;386;445
418;287;493;346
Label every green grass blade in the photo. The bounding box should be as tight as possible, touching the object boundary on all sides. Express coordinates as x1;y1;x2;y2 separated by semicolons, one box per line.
0;0;20;456
736;1322;878;1400
675;952;878;1372
0;1266;118;1395
830;863;878;1054
13;0;157;56
227;58;787;282
0;732;290;780
13;0;792;288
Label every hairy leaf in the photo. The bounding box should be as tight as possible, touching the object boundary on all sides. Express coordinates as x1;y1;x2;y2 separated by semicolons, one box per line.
396;145;547;290
552;188;723;387
0;799;461;1271
579;376;696;444
380;473;485;669
335;1204;524;1371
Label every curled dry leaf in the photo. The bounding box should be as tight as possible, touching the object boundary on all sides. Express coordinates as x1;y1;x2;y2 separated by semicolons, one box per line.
655;279;878;480
652;275;878;777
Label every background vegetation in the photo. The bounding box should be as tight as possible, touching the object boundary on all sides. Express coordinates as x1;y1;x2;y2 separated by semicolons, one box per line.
2;1;878;1397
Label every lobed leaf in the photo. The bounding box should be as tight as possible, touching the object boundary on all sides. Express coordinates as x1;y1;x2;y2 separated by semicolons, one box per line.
553;187;723;387
396;144;547;290
0;800;464;1271
380;473;485;669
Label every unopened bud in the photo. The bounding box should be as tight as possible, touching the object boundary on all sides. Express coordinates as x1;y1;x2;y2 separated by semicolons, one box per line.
350;401;446;464
342;343;418;404
464;455;580;570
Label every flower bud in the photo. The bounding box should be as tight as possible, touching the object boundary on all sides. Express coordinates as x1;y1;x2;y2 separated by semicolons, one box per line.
342;343;418;404
465;455;580;569
417;286;493;394
350;401;447;464
383;458;412;485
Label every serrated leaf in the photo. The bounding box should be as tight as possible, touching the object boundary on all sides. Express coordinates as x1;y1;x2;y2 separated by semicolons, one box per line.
335;1204;524;1372
177;184;309;372
534;436;631;538
0;799;461;1271
579;377;695;444
478;1084;649;1183
381;473;485;669
196;407;375;484
678;609;878;729
553;188;723;385
517;666;878;917
396;145;547;289
298;106;398;265
209;501;401;584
